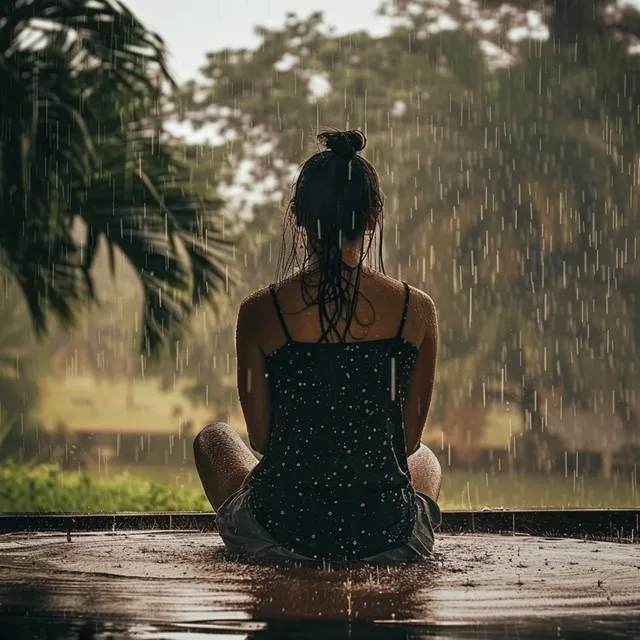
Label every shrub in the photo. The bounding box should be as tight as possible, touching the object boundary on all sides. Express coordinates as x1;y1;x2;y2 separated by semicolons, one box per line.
0;461;211;512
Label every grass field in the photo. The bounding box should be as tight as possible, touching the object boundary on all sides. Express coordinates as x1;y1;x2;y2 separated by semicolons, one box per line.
36;375;217;435
1;461;637;513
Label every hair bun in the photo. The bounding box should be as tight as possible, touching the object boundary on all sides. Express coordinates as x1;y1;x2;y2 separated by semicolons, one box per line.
318;129;366;159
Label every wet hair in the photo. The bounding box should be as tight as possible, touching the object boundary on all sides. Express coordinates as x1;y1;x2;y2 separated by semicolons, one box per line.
276;128;385;343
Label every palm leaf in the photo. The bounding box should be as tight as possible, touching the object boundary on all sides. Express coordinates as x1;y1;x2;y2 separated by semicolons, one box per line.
0;0;233;359
74;114;235;356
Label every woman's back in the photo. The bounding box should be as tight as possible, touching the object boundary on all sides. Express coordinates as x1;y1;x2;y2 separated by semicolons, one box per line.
197;129;441;565
244;272;437;560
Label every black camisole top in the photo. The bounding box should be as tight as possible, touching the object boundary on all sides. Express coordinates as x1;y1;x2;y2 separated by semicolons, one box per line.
247;281;419;560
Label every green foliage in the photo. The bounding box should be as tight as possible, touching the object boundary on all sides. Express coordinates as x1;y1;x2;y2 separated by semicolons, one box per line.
0;462;211;513
0;0;233;361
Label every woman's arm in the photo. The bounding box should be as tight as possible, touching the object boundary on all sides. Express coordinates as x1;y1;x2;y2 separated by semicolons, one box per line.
403;292;439;455
236;296;271;454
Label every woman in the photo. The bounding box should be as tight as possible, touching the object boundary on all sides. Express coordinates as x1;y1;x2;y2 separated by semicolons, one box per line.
194;129;441;563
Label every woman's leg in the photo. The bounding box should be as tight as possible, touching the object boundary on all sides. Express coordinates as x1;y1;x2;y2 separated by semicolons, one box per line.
408;443;442;501
193;422;259;511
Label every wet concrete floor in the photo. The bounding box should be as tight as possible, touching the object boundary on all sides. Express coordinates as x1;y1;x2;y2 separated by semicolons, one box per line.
1;531;639;638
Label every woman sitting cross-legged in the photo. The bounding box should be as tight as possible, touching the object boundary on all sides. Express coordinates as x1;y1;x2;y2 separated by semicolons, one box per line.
194;128;442;564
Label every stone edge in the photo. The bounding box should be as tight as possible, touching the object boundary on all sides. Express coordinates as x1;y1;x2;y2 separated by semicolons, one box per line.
0;510;638;541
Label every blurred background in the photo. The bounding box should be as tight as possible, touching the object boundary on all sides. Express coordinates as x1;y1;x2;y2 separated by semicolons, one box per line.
0;0;639;512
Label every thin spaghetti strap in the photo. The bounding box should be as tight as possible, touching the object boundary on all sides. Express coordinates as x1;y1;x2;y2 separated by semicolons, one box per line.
396;281;410;338
269;284;292;342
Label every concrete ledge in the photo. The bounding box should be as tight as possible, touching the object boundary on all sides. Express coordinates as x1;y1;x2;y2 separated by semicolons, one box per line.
442;509;640;541
1;509;638;541
0;512;217;533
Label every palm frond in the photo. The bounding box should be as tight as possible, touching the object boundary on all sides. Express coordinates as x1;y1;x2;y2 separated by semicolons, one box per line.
0;1;232;359
75;116;235;356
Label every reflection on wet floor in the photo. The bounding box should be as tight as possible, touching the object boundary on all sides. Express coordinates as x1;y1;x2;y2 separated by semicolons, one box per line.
0;531;639;639
3;615;640;639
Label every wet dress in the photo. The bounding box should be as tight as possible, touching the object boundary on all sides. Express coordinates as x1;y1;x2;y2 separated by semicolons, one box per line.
216;281;441;563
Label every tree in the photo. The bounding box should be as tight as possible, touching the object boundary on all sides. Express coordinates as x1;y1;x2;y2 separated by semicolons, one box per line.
393;3;640;441
0;0;233;361
179;6;640;454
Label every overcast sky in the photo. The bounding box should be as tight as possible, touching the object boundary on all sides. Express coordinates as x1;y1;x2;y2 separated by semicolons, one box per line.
126;1;640;82
126;0;391;82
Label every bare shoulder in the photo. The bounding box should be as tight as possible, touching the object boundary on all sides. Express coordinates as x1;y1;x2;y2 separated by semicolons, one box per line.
237;285;273;329
375;272;436;318
406;284;438;348
373;273;433;307
407;284;437;320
